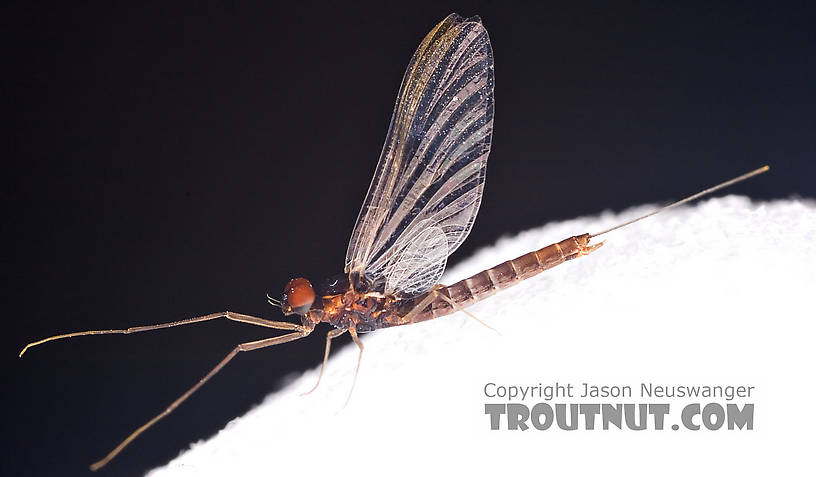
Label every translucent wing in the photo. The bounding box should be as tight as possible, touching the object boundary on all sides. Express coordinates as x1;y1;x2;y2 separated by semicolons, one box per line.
382;223;448;296
345;13;494;296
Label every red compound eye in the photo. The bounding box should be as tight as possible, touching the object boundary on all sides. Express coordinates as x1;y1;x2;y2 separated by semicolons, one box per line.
283;278;315;314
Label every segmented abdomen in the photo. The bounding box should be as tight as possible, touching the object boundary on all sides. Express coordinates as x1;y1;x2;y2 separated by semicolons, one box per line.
400;233;597;324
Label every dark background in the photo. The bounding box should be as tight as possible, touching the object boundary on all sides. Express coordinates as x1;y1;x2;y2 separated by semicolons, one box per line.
4;1;813;476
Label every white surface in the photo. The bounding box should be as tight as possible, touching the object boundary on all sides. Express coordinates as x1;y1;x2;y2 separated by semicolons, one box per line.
149;196;815;477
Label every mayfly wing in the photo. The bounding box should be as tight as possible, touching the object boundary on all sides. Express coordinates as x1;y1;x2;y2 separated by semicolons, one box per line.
345;13;495;296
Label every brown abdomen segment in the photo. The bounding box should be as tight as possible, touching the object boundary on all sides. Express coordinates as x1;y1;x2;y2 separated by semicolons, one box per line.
407;233;601;323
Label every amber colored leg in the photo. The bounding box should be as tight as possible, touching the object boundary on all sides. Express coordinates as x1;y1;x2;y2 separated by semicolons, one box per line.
431;288;501;336
342;327;365;409
19;311;301;357
398;285;500;334
301;328;347;396
88;327;311;471
397;291;439;324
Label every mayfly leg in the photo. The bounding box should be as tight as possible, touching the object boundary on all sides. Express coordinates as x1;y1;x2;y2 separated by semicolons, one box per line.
18;311;301;357
413;285;501;333
431;288;501;335
89;328;311;471
18;311;311;471
342;327;364;409
301;328;347;396
303;327;365;407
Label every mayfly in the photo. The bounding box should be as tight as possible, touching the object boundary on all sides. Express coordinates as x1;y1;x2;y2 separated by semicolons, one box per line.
20;13;768;470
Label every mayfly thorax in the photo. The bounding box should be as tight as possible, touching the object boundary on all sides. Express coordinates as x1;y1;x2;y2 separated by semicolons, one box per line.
19;13;769;471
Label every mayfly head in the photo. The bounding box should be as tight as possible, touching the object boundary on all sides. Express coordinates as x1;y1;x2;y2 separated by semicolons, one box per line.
281;277;316;317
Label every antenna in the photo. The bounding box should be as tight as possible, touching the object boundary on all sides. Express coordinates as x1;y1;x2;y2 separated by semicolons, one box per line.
266;293;282;308
590;165;770;238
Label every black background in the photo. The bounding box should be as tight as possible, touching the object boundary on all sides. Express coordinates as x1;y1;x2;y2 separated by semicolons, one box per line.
4;2;813;476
